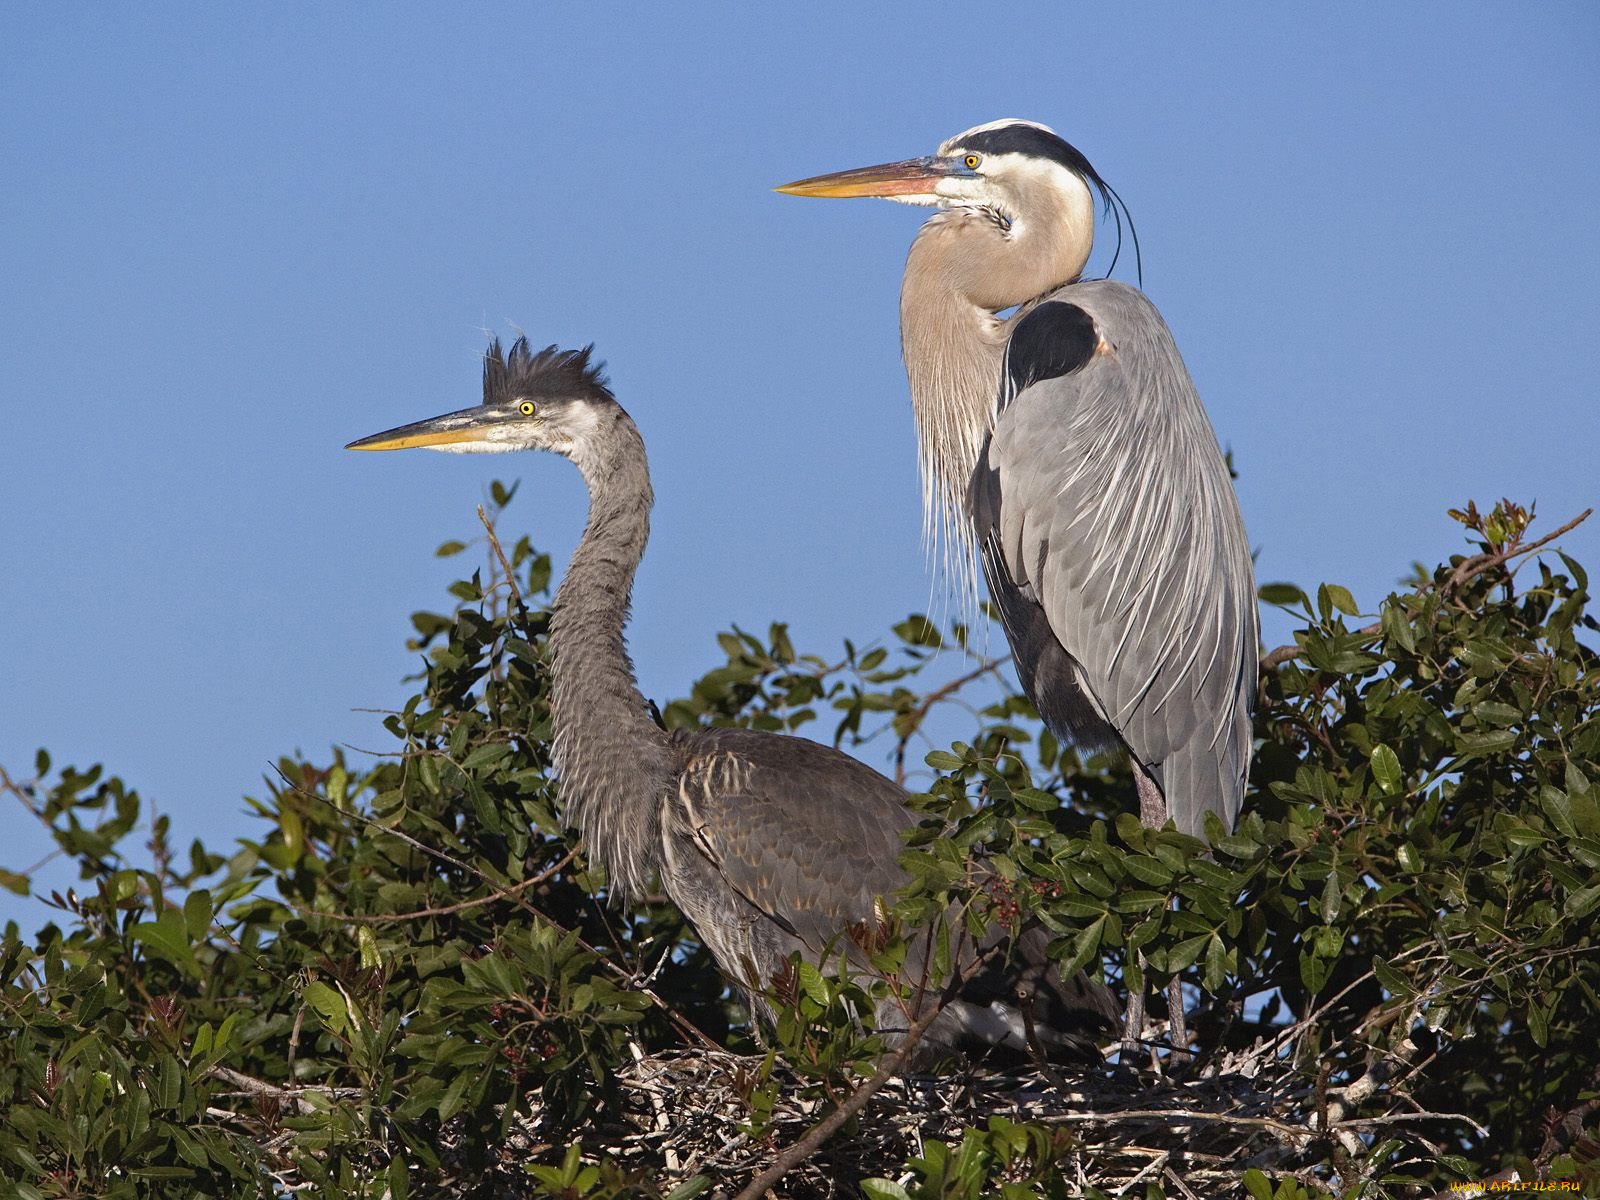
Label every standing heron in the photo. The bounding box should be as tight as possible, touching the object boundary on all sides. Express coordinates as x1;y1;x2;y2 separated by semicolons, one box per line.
778;120;1258;1051
348;337;1116;1067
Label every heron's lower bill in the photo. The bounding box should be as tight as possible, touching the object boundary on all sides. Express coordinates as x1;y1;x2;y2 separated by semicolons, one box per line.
346;406;495;452
775;156;963;199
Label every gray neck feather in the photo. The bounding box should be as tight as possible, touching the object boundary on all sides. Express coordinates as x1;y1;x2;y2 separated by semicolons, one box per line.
900;216;1009;618
898;185;1095;618
547;408;673;899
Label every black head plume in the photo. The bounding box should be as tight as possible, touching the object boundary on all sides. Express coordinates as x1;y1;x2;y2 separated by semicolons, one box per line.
482;337;613;407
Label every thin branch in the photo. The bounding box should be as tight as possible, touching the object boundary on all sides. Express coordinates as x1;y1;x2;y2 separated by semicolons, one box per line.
1340;1110;1489;1137
891;655;1011;785
284;849;576;925
1261;507;1591;671
477;505;523;613
207;1065;366;1115
728;945;1001;1200
274;767;720;1051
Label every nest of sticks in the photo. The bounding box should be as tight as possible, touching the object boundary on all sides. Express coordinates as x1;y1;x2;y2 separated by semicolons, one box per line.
454;1037;1347;1199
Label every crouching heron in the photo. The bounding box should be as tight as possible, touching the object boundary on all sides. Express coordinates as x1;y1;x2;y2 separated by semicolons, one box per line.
348;337;1117;1066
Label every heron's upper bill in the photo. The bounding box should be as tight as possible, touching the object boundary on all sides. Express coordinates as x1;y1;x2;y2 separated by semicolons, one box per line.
346;406;507;452
775;155;973;200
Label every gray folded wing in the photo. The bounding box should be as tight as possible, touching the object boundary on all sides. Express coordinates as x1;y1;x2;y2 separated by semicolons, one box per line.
971;279;1258;836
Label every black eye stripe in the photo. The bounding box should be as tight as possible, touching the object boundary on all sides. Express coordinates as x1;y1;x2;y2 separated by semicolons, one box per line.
954;124;1097;177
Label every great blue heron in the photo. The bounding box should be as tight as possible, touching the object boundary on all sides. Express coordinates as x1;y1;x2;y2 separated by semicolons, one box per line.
778;120;1259;1051
348;337;1117;1067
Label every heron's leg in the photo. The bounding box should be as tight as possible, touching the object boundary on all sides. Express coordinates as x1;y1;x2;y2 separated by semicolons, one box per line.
1167;975;1190;1062
1130;762;1182;1068
1121;971;1146;1060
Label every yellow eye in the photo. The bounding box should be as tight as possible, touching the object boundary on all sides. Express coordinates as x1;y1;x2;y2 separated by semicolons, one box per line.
964;154;980;170
519;401;536;416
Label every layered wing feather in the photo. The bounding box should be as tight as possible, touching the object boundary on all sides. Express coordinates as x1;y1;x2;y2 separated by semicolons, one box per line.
660;726;1118;1060
668;726;918;958
971;280;1258;836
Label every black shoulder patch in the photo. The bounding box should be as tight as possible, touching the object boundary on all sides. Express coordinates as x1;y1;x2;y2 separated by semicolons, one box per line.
1001;302;1098;409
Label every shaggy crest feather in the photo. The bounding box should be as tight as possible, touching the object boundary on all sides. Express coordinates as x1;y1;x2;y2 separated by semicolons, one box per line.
483;338;612;407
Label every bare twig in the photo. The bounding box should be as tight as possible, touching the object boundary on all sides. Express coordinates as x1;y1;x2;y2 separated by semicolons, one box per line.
207;1064;365;1115
891;655;1011;785
284;849;576;925
1040;1107;1305;1139
728;945;1002;1200
477;505;523;612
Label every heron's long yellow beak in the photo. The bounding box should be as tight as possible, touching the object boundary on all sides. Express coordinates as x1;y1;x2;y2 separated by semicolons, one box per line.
346;406;496;451
775;155;964;199
347;428;477;451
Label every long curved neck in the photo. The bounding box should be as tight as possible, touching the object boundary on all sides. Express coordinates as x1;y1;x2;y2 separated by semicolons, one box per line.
899;186;1095;609
548;409;672;899
900;218;1009;609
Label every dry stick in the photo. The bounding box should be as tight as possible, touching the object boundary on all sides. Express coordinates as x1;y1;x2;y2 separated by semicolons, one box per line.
1260;507;1591;672
1041;1108;1306;1139
284;849;576;926
727;945;1002;1200
891;655;1011;785
209;1064;365;1104
1161;1166;1203;1200
477;505;524;612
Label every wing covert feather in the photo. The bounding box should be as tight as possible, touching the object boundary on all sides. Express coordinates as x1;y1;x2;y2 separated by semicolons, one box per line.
672;728;919;956
973;280;1258;835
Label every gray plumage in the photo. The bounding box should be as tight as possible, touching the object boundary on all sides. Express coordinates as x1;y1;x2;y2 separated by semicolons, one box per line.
348;338;1118;1066
777;120;1259;842
972;280;1257;835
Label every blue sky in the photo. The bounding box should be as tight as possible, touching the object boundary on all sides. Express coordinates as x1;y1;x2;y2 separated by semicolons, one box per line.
2;6;1597;929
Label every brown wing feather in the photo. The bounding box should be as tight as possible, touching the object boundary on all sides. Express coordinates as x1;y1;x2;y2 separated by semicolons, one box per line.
672;726;917;955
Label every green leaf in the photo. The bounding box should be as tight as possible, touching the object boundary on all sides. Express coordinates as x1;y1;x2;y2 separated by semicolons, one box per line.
795;960;830;1006
1372;956;1417;1001
664;1178;712;1200
1258;582;1307;607
892;616;943;648
303;981;350;1036
358;925;381;970
1565;883;1600;921
129;909;200;979
860;1181;913;1200
1319;869;1341;923
1203;931;1230;992
1123;855;1175;887
182;888;212;941
1317;582;1361;618
1369;745;1402;795
1455;730;1518;757
1472;701;1522;726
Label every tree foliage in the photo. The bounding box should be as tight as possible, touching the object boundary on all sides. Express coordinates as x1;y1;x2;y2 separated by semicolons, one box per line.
1;495;1596;1198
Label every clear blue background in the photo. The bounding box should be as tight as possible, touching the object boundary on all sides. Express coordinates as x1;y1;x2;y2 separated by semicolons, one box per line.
3;6;1597;929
